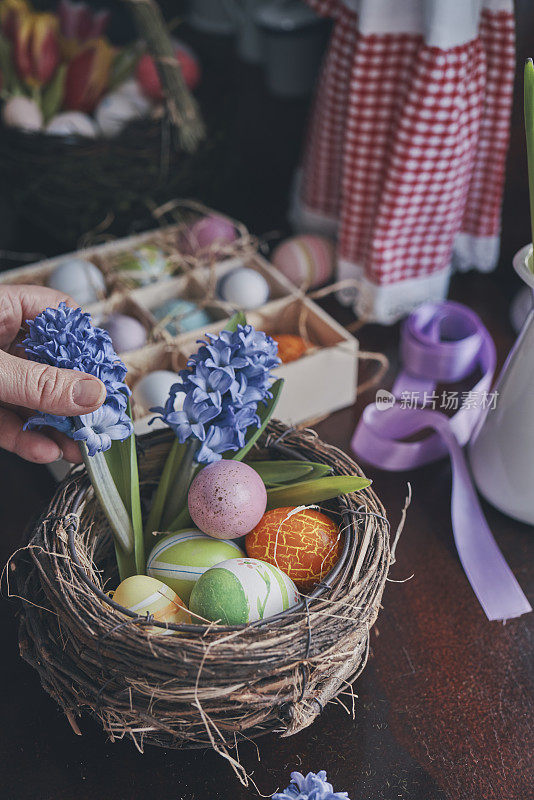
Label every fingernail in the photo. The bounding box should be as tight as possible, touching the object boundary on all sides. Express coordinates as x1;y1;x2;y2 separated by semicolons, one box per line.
54;450;64;462
72;378;104;409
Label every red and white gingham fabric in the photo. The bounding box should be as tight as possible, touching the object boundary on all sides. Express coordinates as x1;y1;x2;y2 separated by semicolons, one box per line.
293;0;515;323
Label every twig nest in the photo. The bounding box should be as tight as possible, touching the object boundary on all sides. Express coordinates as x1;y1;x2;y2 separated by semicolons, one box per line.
188;460;267;539
15;424;390;751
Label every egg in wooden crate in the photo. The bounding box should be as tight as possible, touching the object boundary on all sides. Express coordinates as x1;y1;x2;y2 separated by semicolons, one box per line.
218;267;270;310
111;575;190;632
273;334;310;363
146;530;244;603
272;234;335;289
48;258;106;305
189;557;299;625
246;507;342;591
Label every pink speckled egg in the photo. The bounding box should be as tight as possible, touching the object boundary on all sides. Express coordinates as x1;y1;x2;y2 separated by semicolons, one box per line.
272;234;335;289
188;461;267;539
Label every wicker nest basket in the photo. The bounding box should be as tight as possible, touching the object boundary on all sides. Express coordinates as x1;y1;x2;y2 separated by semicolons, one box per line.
14;422;390;754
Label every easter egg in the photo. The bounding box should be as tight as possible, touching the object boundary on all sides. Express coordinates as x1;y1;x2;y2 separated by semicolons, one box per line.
273;334;309;363
134;370;184;411
188;460;267;539
246;507;342;591
116;244;168;285
218;267;270;310
152;298;212;336
48;258;106;305
102;313;147;353
111;574;190;632
189;557;300;625
46;111;98;138
146;529;244;602
95;92;147;138
2;96;42;131
180;215;237;255
136;40;201;100
113;79;153;114
272;235;335;289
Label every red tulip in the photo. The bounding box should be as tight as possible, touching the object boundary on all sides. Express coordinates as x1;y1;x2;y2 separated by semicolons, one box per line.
13;12;60;87
0;0;30;41
58;0;109;58
63;37;114;113
136;41;201;102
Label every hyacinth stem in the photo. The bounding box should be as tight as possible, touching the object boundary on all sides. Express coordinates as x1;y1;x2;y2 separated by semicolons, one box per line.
144;437;183;546
161;440;199;530
80;444;134;558
525;59;534;266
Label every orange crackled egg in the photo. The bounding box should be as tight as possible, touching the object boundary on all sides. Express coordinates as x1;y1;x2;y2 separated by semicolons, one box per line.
245;506;342;591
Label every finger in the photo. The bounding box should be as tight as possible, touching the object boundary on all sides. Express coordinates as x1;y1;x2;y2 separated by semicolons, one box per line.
0;406;63;463
48;431;82;463
0;284;79;348
0;350;106;416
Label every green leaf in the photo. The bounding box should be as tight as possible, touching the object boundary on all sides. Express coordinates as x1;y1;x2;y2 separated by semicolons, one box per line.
266;475;371;510
246;459;332;487
103;401;144;574
81;444;136;580
167;506;193;532
160;440;199;530
525;59;534;252
225;311;247;332
144;438;184;545
231;378;284;462
41;64;66;123
109;46;140;90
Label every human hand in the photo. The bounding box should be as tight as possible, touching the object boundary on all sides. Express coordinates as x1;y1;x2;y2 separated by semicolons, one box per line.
0;285;106;463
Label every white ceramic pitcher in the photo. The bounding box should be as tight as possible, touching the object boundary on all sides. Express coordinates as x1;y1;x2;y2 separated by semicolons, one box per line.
469;244;534;525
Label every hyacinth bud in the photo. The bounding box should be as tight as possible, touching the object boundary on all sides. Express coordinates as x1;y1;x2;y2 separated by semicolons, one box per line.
0;0;30;41
63;36;114;113
13;11;60;87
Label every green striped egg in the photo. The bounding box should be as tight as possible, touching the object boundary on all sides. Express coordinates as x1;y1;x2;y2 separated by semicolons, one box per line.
146;529;244;603
189;557;300;625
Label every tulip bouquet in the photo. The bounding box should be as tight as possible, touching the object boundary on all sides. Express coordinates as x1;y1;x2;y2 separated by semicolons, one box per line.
0;0;200;138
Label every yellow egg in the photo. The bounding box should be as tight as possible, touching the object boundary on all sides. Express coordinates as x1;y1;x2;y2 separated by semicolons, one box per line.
111;575;190;633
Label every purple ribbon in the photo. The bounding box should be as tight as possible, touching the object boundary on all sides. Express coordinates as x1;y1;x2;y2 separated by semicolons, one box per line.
351;301;531;621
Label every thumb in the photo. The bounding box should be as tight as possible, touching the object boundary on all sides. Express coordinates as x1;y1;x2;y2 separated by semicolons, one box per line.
0;351;106;416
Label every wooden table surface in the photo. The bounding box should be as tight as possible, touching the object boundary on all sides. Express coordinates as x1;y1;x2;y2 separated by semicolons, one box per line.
2;5;534;798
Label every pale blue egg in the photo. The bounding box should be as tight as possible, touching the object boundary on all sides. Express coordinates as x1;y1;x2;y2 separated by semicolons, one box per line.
152;298;212;336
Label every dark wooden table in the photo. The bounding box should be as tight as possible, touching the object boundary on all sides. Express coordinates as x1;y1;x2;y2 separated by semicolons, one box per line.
2;5;534;798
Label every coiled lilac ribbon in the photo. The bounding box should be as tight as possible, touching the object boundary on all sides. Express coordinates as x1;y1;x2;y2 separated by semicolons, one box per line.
351;301;531;621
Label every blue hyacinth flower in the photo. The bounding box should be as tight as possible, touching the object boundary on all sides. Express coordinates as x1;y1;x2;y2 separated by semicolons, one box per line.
272;771;350;800
151;323;280;464
23;302;133;457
